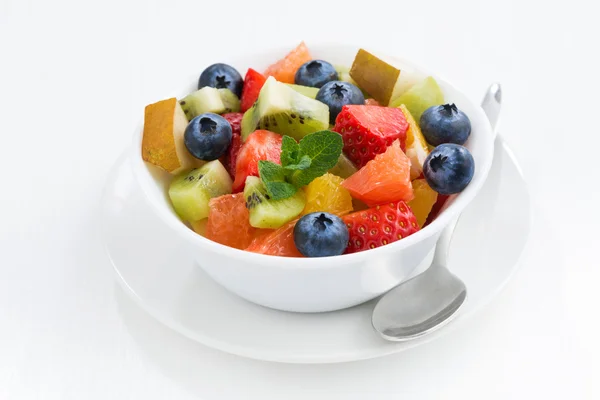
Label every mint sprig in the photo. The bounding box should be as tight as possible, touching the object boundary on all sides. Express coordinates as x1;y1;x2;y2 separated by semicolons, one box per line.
258;130;343;200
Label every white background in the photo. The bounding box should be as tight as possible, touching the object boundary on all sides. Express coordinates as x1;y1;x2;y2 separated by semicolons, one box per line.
1;0;599;398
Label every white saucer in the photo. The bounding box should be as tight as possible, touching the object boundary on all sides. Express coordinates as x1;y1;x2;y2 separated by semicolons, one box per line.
102;136;531;364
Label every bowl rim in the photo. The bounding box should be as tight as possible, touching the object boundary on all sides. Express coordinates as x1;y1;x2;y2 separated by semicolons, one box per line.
130;42;495;269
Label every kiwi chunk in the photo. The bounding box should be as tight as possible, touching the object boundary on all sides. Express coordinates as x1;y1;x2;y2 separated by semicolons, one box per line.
180;87;240;120
243;176;305;229
168;160;232;221
241;77;329;141
389;76;444;122
328;153;358;179
285;83;319;99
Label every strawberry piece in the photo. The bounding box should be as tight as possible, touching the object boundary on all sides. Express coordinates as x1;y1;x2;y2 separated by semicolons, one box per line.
221;113;243;178
342;201;419;254
240;68;267;112
232;130;282;192
364;98;381;106
334;105;409;169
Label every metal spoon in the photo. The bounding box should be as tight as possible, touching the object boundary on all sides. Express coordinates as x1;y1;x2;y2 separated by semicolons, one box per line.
372;83;502;341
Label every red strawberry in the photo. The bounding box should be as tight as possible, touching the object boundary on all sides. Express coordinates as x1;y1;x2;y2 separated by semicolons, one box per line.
221;113;243;178
342;201;419;254
334;105;409;169
240;68;267;112
232;130;282;192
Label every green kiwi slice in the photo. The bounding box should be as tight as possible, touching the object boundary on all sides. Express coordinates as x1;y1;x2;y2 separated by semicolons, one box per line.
243;176;305;229
240;77;329;141
180;87;240;120
168;160;232;222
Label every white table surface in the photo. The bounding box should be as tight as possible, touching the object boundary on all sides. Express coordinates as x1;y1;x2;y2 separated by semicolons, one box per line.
1;0;598;398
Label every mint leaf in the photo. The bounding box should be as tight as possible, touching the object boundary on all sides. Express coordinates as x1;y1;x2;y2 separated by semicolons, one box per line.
290;131;343;187
258;160;286;182
280;136;299;166
258;131;343;200
258;161;298;200
284;155;311;171
264;181;297;200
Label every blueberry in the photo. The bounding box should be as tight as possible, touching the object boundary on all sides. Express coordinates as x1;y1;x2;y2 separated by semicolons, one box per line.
294;212;349;257
316;81;365;124
184;113;232;161
423;144;474;195
198;63;243;97
420;104;471;146
294;60;338;88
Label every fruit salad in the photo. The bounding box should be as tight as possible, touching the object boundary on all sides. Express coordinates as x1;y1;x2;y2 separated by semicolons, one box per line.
141;42;475;258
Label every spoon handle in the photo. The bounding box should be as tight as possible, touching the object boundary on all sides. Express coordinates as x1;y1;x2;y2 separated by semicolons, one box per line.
481;83;502;138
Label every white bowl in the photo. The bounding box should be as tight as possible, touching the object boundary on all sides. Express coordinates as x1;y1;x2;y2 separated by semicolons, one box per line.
130;44;495;313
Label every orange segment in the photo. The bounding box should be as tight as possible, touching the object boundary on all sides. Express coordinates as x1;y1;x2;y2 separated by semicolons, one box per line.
342;140;413;206
399;104;430;180
408;179;438;227
302;173;353;216
245;220;302;257
205;194;260;250
264;42;312;84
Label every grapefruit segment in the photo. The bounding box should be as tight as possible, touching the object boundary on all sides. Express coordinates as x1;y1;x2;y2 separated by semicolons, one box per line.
342;140;413;206
264;42;312;84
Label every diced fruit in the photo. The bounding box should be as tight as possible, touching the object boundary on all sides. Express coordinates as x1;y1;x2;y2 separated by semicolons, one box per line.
295;60;338;88
198;63;243;97
425;194;449;226
264;42;312;84
316;81;365;124
420;104;471;146
221;113;243;178
334;105;409;168
180;87;240;120
364;98;380;106
342;140;413;206
328;153;358;179
142;98;200;174
184;113;232;161
232;130;282;192
389;77;444;122
168;160;232;221
205;193;258;249
218;89;241;113
342;201;419;254
423;144;474;194
349;49;425;106
190;219;208;236
302;173;353;216
246;220;303;257
399;104;430;180
286;83;319;99
408;179;438;227
240;68;267;112
243;176;305;229
294;212;349;257
241;77;329;141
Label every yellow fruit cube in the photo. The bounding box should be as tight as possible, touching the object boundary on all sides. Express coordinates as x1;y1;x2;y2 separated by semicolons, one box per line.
408;179;438;227
399;104;430;180
142;98;202;174
302;173;353;217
